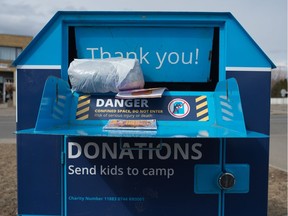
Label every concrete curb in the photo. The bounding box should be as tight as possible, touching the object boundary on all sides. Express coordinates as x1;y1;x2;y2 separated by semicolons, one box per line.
0;138;16;144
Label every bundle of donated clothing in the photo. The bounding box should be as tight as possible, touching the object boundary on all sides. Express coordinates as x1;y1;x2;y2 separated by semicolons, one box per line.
68;58;145;93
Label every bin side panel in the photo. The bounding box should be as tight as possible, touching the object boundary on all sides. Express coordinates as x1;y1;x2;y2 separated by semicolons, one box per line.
17;135;62;215
17;68;62;215
226;71;270;215
225;138;269;216
227;71;271;135
17;69;61;130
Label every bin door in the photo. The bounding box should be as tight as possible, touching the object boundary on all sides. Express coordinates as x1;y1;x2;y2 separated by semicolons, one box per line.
64;137;220;216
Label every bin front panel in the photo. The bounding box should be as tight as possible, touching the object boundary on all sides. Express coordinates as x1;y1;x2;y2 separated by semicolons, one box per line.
75;26;214;83
65;137;220;216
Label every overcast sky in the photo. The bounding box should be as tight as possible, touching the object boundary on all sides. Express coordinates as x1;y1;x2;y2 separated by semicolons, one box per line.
0;0;286;67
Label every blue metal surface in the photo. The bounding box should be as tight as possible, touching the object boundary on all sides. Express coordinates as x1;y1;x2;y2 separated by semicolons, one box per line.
226;15;276;68
194;164;250;194
17;135;62;215
194;164;222;194
13;12;275;70
35;76;74;131
18;126;267;139
18;215;61;216
227;71;271;135
194;137;250;216
223;71;271;215
64;137;220;216
75;27;213;82
17;69;61;130
224;138;270;216
14;11;275;216
17;69;62;216
18;76;267;139
214;78;246;135
224;164;250;194
14;19;62;66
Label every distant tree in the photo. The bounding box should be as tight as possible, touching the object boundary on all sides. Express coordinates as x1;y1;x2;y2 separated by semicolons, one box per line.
271;79;287;97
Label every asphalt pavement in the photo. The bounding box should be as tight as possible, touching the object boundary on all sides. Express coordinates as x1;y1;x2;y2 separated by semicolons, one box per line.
0;106;16;144
269;104;287;171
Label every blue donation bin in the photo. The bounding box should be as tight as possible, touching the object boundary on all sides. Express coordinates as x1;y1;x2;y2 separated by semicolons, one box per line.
14;12;275;216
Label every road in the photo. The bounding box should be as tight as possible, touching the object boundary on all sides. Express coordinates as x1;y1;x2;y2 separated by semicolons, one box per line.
0;108;16;143
0;106;287;171
270;113;287;171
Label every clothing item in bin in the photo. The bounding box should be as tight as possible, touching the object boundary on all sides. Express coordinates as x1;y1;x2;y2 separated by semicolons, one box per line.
68;58;145;93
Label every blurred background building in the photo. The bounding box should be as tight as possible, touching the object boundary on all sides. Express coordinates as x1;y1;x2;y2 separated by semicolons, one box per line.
0;34;32;106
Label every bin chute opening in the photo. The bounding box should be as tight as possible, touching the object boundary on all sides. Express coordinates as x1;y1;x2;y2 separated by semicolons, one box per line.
146;28;219;91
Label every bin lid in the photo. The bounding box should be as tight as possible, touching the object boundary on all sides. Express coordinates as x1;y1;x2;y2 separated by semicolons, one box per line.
13;11;275;70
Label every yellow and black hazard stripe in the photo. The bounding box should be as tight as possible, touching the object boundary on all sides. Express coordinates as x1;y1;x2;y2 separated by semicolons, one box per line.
195;96;209;121
76;95;90;120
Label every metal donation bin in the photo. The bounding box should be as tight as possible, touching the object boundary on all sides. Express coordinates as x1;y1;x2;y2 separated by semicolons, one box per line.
14;12;275;216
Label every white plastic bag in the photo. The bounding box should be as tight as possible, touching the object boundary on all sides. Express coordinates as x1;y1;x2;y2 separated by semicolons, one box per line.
68;58;145;93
